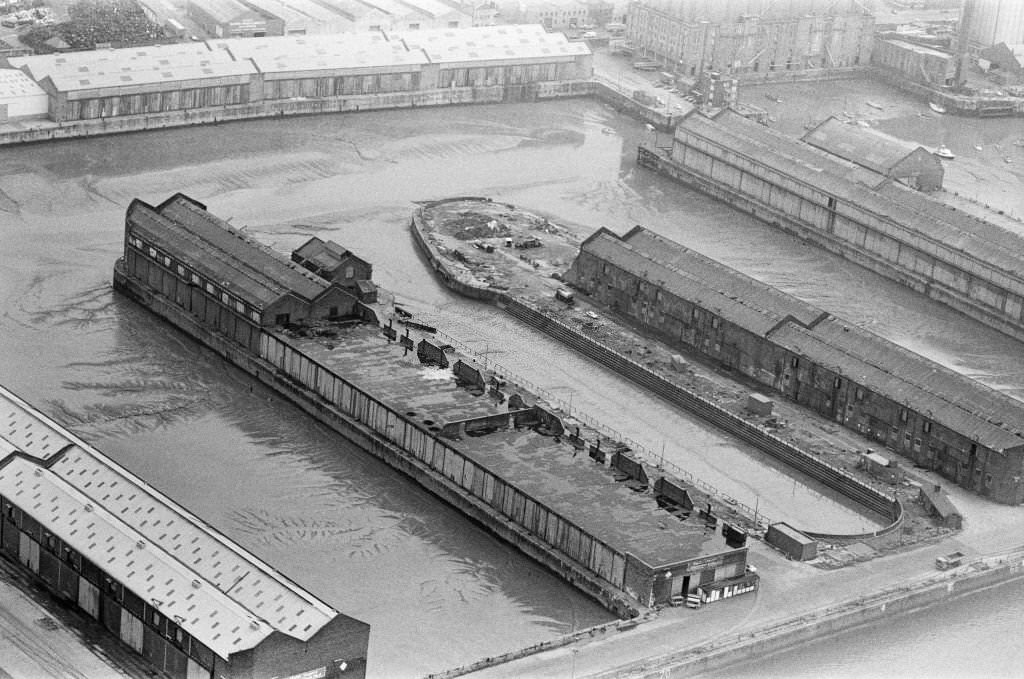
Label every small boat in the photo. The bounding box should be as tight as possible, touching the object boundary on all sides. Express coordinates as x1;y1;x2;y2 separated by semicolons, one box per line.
929;101;947;114
935;145;955;160
866;101;884;110
975;145;983;151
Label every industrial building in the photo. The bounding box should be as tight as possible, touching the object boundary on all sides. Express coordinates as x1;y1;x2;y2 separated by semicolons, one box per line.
291;237;375;301
0;385;370;679
2;24;592;123
625;0;874;78
962;0;1024;52
115;194;757;612
640;106;1024;355
0;68;46;121
802;117;944;191
124;194;363;353
565;225;1024;504
871;38;958;87
187;0;283;39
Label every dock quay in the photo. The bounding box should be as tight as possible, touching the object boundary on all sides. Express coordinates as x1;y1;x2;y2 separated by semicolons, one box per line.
410;198;907;544
637;107;1024;348
112;193;767;617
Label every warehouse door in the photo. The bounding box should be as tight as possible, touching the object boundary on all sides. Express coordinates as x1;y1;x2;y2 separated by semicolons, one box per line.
120;611;145;653
186;657;211;679
78;578;100;619
19;533;39;572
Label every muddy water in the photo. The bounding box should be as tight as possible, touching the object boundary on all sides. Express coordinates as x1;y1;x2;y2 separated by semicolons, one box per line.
2;94;1024;676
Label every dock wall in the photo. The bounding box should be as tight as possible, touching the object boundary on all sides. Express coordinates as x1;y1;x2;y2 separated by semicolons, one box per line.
637;146;1024;347
590;549;1024;679
410;208;903;541
0;80;594;146
112;263;641;619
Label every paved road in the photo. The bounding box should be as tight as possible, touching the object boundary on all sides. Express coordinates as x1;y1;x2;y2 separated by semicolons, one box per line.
0;558;144;679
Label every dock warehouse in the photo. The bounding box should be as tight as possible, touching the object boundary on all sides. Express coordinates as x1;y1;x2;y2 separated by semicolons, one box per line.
565;226;1024;504
641;107;1024;349
124;193;364;353
114;194;756;612
0;386;370;679
2;24;592;123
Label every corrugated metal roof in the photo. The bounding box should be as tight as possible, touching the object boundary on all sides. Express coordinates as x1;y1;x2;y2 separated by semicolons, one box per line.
127;202;298;309
126;196;329;310
582;231;789;336
680;111;1024;280
802;117;924;175
398;24;591;63
622;227;827;329
0;389;78;462
0;385;342;658
0;68;47;98
192;0;261;23
768;319;1024;451
581;226;1024;452
0;457;272;660
50;448;338;640
45;61;258;93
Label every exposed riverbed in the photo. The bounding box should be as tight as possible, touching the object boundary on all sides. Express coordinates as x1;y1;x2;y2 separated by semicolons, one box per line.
2;87;1024;677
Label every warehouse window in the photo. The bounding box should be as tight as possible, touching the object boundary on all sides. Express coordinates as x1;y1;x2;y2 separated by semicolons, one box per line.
176;265;185;276
986;474;993;487
250;310;260;322
163;256;171;267
206;283;214;294
148;247;157;259
235;301;245;313
923;421;932;434
790;356;798;369
221;292;229;304
855;387;864;402
191;273;200;285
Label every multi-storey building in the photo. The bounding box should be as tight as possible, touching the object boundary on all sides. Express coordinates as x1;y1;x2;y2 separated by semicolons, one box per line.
963;0;1024;52
625;0;874;78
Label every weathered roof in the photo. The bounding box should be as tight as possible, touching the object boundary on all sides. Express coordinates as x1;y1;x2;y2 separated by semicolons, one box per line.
621;226;828;330
127;202;295;310
210;32;426;74
127;197;329;309
802;117;929;175
579;225;1024;453
680;110;1024;282
295;236;352;271
768;318;1024;452
43;61;257;93
919;484;960;518
397;24;591;64
0;385;343;661
769;522;815;545
581;231;789;336
881;38;953;59
191;0;266;23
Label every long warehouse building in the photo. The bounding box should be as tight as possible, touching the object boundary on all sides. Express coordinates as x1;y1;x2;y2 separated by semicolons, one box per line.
113;193;759;613
638;107;1024;349
3;24;592;123
566;226;1024;505
0;386;370;679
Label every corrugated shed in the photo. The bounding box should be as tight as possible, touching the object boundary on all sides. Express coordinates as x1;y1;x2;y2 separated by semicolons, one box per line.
582;231;789;336
622;226;828;329
0;385;341;660
684;111;1024;279
802;117;923;175
127;201;299;309
768;319;1024;451
155;195;328;303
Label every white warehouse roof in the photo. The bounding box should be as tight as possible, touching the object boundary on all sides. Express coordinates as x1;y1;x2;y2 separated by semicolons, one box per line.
0;385;339;661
